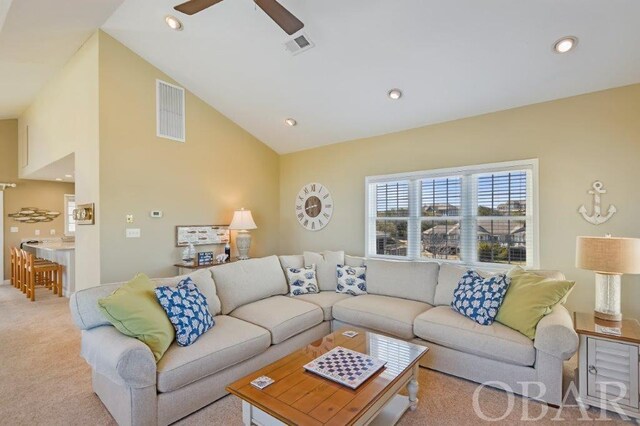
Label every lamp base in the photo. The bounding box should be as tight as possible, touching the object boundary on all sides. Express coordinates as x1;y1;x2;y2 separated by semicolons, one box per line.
236;231;252;260
594;273;622;323
594;310;622;322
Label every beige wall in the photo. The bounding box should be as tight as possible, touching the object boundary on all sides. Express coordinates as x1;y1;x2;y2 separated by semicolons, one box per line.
97;32;280;283
18;32;100;290
279;84;640;318
0;119;75;279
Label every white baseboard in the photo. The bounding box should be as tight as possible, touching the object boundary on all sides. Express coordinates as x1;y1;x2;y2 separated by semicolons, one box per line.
2;279;10;285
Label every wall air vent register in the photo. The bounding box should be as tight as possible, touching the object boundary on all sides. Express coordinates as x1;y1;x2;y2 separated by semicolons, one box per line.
156;79;186;142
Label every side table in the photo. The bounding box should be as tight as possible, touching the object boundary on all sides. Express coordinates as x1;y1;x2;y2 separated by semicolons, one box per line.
574;312;640;419
174;258;238;275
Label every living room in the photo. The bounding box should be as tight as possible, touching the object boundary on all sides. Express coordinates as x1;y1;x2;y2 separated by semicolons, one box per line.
1;0;640;424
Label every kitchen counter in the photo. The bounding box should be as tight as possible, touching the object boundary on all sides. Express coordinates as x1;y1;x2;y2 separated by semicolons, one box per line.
22;241;75;296
23;242;75;251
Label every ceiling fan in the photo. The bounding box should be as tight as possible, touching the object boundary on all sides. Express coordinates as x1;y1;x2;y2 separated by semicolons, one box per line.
173;0;304;35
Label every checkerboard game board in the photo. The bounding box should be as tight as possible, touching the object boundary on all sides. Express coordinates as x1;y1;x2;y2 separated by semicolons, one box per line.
303;346;386;389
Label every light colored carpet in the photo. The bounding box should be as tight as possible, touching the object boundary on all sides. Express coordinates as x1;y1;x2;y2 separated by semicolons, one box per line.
0;283;631;425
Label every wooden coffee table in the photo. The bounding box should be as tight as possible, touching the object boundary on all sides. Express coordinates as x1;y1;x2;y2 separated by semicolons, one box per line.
226;328;428;426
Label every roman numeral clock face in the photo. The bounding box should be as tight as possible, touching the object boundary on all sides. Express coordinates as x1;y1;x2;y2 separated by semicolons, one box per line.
295;183;333;231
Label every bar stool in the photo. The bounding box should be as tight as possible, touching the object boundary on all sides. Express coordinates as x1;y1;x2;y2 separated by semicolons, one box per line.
10;247;17;287
21;250;63;301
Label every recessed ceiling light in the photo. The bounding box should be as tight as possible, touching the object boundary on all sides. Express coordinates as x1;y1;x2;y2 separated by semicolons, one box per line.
284;118;297;127
165;15;183;31
553;36;577;54
65;174;73;178
388;89;403;100
55;178;63;181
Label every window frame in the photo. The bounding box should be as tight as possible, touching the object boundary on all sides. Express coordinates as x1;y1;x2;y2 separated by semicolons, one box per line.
64;194;76;237
365;159;539;270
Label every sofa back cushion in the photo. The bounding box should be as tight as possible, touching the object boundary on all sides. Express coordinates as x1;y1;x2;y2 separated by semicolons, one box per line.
434;263;493;306
211;255;288;315
345;255;365;267
279;255;304;270
365;259;439;304
303;251;345;291
153;268;222;315
434;264;566;307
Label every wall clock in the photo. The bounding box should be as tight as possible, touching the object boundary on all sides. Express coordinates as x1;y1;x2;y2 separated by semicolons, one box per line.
295;182;333;231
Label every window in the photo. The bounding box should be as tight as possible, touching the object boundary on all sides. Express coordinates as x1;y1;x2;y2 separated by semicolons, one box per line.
64;194;76;236
366;159;538;269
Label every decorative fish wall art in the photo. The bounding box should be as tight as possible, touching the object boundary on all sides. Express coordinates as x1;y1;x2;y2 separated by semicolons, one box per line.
7;207;61;223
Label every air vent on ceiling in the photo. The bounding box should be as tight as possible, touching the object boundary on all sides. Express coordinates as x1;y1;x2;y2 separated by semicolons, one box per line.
284;34;314;56
156;79;186;142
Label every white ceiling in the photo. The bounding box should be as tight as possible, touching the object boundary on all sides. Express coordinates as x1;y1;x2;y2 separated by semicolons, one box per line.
2;1;640;154
0;0;124;119
102;0;640;153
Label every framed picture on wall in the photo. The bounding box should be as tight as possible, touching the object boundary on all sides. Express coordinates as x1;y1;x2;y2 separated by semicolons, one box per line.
175;225;230;246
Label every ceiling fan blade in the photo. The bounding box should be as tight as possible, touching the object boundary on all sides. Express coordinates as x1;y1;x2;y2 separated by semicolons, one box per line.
254;0;304;35
174;0;225;15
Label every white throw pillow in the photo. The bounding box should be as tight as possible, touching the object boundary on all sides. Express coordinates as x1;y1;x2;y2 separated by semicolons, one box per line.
303;251;345;291
336;265;367;296
285;265;319;296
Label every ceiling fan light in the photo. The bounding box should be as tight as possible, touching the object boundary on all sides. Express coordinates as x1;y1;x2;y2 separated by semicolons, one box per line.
554;36;577;53
388;89;402;100
284;118;297;127
165;15;183;31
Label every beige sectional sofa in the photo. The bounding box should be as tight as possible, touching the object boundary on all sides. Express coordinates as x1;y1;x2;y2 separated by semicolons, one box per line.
70;253;578;426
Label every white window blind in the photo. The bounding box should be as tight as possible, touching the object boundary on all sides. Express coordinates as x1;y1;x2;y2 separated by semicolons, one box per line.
365;159;538;269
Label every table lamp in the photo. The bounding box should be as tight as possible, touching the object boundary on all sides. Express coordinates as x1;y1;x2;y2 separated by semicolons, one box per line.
576;235;640;321
229;208;257;260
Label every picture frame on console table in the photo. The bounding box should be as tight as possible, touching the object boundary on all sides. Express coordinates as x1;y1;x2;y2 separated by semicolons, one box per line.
175;225;230;247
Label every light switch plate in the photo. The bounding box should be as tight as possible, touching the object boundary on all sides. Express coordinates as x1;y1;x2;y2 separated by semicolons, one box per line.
35;229;40;236
10;227;18;233
50;229;56;235
126;228;141;238
126;214;134;224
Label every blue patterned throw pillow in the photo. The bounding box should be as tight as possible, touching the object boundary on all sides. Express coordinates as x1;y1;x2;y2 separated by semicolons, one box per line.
451;270;510;325
286;265;319;296
336;265;367;296
155;277;214;346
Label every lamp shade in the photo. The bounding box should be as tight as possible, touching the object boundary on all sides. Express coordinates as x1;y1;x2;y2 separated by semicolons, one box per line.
576;236;640;274
229;209;257;231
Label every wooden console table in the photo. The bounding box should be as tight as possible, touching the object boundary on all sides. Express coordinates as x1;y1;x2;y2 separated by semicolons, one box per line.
174;258;238;275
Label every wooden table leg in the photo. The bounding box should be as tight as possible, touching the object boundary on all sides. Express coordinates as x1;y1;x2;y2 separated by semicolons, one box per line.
408;364;419;411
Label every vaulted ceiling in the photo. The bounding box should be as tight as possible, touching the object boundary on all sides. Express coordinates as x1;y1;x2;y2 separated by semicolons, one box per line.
2;0;640;153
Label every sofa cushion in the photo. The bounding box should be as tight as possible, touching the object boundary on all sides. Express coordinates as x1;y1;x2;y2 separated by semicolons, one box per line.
154;278;215;346
304;251;345;291
154;268;222;316
97;273;175;362
279;255;304;270
211;256;288;315
336;265;367;295
332;295;432;339
414;306;535;366
230;296;324;344
294;291;352;321
366;259;439;305
450;270;510;326
434;263;493;307
156;315;270;392
285;265;319;296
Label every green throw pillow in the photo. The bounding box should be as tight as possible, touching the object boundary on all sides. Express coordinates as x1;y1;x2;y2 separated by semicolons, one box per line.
98;273;175;361
496;267;575;340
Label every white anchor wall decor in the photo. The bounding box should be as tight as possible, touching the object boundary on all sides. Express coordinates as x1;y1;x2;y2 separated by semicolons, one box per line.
578;181;617;225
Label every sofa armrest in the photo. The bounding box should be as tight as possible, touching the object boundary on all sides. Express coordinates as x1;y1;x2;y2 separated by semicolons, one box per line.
533;304;578;360
81;326;156;389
